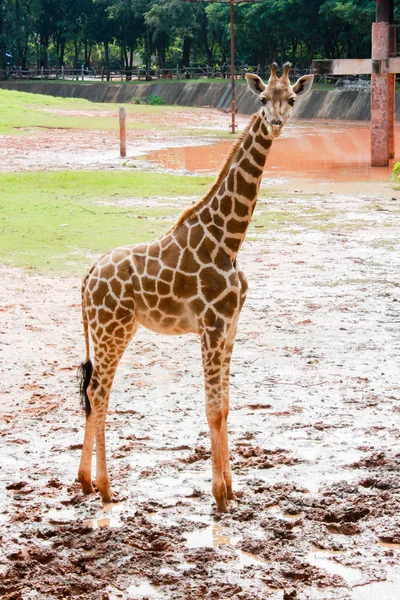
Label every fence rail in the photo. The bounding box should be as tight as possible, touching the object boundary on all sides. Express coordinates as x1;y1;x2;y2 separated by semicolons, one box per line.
0;64;315;83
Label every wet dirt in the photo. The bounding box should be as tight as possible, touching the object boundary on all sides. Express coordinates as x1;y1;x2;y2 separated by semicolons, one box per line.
0;106;237;172
1;107;400;599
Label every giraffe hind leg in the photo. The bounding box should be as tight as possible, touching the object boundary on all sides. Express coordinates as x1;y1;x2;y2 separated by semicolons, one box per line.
78;279;138;501
201;330;229;513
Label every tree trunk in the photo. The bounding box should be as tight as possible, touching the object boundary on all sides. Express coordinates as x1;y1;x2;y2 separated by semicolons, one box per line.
74;41;79;69
291;39;297;67
60;39;66;67
155;31;167;70
104;41;110;80
84;40;91;66
55;36;60;69
182;36;191;68
40;35;49;69
309;41;314;64
199;11;213;66
21;43;28;69
0;12;5;73
15;0;21;66
126;47;134;80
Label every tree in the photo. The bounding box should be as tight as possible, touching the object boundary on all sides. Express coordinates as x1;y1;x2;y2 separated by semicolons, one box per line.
319;1;374;59
110;0;144;75
144;0;202;69
90;0;116;78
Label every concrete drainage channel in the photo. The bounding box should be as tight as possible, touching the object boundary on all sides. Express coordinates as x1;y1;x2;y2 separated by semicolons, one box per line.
3;79;400;120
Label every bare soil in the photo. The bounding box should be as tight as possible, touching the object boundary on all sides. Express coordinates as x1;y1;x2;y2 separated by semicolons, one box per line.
1;108;400;599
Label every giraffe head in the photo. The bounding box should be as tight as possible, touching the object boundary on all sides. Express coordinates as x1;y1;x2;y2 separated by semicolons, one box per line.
245;62;314;138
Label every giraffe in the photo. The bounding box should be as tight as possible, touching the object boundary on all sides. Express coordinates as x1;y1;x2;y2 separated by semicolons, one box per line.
78;63;314;513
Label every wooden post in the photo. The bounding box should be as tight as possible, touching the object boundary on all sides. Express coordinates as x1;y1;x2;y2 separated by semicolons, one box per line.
119;107;127;158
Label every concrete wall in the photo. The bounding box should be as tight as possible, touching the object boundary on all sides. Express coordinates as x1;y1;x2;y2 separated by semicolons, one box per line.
2;79;400;121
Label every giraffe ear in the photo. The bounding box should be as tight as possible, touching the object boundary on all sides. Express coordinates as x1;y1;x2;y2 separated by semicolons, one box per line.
245;73;266;96
292;74;314;96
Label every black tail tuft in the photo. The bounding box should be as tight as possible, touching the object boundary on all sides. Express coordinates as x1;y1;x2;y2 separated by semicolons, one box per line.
78;360;93;417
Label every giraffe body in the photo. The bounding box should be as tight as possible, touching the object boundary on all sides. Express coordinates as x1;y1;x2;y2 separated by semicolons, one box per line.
78;64;314;512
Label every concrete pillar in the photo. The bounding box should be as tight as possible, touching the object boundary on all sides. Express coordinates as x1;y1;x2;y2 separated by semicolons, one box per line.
388;22;397;159
388;73;395;159
371;21;390;166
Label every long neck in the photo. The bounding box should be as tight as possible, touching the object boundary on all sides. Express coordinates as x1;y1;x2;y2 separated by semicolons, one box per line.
198;113;272;260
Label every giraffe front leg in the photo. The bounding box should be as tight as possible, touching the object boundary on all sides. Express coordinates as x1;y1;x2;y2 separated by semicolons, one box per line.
206;403;227;512
220;269;247;500
220;314;242;502
221;344;234;501
201;332;228;513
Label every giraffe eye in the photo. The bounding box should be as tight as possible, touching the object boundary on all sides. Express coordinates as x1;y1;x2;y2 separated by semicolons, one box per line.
260;97;267;105
288;97;296;107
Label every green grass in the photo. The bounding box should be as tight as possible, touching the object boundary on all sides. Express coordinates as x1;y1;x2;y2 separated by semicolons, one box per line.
0;89;195;135
0;171;213;273
250;207;339;232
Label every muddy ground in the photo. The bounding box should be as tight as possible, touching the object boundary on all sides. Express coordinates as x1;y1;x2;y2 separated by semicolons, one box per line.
0;108;400;599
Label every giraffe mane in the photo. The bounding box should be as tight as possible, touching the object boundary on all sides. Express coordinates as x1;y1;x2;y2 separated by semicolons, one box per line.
170;113;259;230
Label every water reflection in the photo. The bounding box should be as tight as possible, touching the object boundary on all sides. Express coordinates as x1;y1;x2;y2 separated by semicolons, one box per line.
185;524;267;566
352;568;400;600
307;548;362;584
147;122;400;183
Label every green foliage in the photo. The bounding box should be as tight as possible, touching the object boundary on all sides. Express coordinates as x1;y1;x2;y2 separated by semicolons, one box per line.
390;162;400;181
0;170;213;273
1;0;382;76
147;94;166;106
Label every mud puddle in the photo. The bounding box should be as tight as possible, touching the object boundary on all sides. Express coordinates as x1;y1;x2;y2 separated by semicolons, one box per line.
147;121;400;184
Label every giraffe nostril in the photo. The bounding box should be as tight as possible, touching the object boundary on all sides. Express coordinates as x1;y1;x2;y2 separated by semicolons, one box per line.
271;119;282;127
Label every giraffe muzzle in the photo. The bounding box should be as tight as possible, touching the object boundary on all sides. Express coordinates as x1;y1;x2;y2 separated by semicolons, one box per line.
269;120;283;137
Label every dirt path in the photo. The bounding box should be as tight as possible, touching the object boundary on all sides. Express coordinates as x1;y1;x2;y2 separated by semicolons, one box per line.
1;108;400;599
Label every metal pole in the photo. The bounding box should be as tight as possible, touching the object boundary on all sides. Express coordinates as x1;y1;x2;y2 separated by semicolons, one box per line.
230;0;236;134
376;0;390;22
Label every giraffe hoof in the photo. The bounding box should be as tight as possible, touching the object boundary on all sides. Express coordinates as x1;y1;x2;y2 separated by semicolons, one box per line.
95;479;113;503
216;501;229;513
100;490;114;504
78;473;95;495
82;482;95;495
227;490;236;501
215;495;229;513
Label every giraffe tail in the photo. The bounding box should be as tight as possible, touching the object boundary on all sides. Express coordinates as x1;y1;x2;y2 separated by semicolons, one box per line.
78;360;93;418
78;273;93;418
